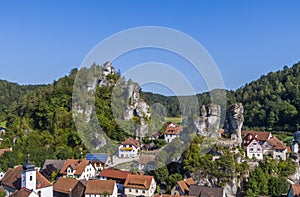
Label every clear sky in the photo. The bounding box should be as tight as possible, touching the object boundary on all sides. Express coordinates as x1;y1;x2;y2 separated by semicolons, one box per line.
1;1;300;95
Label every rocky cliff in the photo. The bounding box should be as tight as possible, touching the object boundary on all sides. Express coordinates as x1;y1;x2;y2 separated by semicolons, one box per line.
194;104;221;138
224;103;244;146
123;82;151;138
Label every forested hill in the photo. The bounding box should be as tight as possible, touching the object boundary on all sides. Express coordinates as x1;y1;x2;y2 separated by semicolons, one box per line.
143;62;300;132
0;80;44;122
233;62;300;131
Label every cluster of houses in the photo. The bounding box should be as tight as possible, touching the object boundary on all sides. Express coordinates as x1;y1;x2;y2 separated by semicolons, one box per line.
242;130;288;161
0;154;224;197
2;122;300;197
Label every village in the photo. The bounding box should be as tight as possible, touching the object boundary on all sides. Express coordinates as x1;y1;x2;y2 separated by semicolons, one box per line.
1;120;300;197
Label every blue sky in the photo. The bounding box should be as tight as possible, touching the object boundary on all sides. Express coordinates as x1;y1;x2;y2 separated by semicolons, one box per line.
1;1;300;95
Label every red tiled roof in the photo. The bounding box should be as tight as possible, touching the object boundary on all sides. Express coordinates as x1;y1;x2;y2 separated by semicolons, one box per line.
10;187;36;197
53;177;81;194
291;184;300;196
1;166;22;189
242;130;272;141
124;174;154;190
100;169;132;180
164;122;181;135
59;159;90;175
36;171;52;189
85;180;116;195
122;137;140;148
177;178;195;193
267;137;287;150
177;180;189;193
185;178;196;186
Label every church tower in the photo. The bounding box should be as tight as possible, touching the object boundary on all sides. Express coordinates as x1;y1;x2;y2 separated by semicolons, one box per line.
21;161;36;191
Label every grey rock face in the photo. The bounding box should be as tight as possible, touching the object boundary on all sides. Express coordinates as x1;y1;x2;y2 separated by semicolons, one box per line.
194;104;221;138
123;83;151;138
98;61;115;86
224;103;244;146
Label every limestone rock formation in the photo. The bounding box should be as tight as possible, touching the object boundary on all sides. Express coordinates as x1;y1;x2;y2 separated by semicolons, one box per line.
194;104;221;138
98;61;115;86
123;82;151;138
224;103;244;146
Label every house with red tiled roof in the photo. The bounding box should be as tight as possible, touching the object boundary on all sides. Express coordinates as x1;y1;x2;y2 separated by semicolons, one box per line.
164;122;181;143
99;169;132;192
242;131;287;160
264;136;287;160
288;183;300;197
53;177;85;197
171;178;196;195
124;174;156;197
118;137;140;158
85;180;117;197
59;159;96;180
1;162;53;197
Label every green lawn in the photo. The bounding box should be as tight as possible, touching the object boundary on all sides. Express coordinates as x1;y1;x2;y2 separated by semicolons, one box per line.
0;121;6;128
165;117;182;125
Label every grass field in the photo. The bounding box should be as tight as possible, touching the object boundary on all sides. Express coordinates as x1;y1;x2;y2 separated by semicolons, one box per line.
0;121;6;128
165;117;182;125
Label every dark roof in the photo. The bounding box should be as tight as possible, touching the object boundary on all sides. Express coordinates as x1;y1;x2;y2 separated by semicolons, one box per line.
42;159;66;170
0;127;5;130
86;153;109;163
189;185;224;197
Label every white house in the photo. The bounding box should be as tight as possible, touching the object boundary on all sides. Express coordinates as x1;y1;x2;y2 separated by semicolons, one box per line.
86;153;111;172
242;130;287;161
59;159;96;180
164;122;181;143
124;174;156;197
1;162;53;197
85;180;118;197
118;137;140;158
245;138;263;160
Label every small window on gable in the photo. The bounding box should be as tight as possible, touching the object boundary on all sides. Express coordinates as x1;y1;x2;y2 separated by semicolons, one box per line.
30;176;32;181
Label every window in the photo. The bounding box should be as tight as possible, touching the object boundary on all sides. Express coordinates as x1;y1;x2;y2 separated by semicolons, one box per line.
30;176;32;181
129;189;132;192
257;154;260;156
143;190;146;194
136;190;139;193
